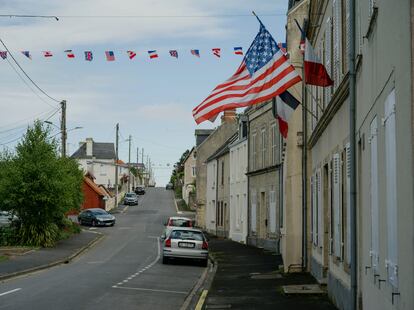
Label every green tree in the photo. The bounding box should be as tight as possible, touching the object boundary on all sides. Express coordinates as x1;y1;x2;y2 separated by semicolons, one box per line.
0;121;84;247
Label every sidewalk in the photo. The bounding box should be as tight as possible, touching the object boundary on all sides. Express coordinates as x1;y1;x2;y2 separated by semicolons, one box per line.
203;237;337;310
0;230;103;281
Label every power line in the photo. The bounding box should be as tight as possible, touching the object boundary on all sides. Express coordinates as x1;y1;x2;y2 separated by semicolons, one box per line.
4;57;57;108
0;14;59;20
0;38;61;103
0;107;58;130
50;14;286;19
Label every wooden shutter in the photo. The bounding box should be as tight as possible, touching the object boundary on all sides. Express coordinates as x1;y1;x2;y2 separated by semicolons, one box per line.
269;190;276;233
251;191;257;233
370;117;379;271
333;0;342;90
333;153;342;258
317;168;323;248
325;18;332;105
345;143;351;264
384;89;398;287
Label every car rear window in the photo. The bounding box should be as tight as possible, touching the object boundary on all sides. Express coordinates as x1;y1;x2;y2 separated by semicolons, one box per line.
170;230;204;241
91;209;107;215
168;219;192;227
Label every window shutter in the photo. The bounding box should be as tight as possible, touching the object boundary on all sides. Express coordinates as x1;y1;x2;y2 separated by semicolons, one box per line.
251;191;257;233
345;143;351;264
317;168;323;248
384;89;398;287
311;175;316;245
333;0;342;89
325;18;332;105
269;190;277;233
333;153;342;257
345;0;351;72
369;117;379;271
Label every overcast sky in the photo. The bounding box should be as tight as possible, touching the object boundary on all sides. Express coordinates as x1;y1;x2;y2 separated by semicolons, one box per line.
0;0;288;186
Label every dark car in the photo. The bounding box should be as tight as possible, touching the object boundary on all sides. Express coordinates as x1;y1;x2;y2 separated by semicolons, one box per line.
134;186;146;195
166;183;173;190
78;208;115;227
124;192;139;205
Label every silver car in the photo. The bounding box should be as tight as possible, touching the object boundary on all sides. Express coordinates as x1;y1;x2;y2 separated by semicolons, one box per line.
162;227;209;267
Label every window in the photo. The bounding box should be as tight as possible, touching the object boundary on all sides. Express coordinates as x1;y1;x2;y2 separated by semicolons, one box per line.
251;132;257;170
345;144;351;264
261;128;266;168
269;190;276;233
192;166;196;177
370;117;379;270
251;190;257;232
332;153;343;259
325;17;333;106
221;161;224;185
333;0;342;89
271;124;277;165
384;89;398;287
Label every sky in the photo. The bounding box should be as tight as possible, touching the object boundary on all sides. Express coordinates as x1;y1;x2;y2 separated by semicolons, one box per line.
0;0;289;186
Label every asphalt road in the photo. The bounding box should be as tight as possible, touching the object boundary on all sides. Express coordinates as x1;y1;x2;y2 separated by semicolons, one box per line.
0;188;203;310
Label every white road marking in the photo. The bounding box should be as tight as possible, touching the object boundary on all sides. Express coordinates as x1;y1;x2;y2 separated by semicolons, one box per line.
113;286;187;295
0;288;21;297
118;227;131;230
87;261;104;264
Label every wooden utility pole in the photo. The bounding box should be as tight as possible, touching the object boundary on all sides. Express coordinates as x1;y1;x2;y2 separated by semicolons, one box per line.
60;100;67;157
115;123;119;207
128;135;132;192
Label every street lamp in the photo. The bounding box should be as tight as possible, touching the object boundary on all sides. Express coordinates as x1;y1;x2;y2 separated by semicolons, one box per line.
43;121;82;157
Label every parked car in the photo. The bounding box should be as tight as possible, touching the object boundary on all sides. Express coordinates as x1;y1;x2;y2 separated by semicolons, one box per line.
165;183;173;190
78;208;115;227
162;227;209;266
124;192;139;205
165;216;193;228
134;185;146;195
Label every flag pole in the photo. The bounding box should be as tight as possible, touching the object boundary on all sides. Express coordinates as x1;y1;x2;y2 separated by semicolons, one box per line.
290;88;318;120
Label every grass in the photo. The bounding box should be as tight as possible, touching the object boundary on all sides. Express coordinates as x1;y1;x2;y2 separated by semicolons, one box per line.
0;255;9;263
176;199;193;212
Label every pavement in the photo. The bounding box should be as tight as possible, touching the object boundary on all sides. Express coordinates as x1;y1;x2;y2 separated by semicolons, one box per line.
198;237;338;310
0;229;103;281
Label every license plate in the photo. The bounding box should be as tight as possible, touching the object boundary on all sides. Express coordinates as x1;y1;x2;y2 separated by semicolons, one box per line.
178;242;195;248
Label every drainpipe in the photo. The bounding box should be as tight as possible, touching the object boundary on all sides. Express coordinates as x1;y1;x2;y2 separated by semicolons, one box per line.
247;119;251;244
349;0;357;309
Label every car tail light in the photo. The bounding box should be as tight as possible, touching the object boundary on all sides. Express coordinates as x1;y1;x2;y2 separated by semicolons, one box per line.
202;241;208;250
165;238;171;248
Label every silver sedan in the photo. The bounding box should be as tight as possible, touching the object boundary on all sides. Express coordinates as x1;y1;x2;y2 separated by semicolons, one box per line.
161;227;209;267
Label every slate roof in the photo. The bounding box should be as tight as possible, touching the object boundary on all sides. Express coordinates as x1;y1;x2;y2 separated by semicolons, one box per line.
71;142;116;160
206;133;238;163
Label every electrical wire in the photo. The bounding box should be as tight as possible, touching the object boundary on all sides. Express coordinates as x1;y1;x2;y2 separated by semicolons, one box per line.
0;15;59;20
4;57;57;108
0;38;61;103
0;107;58;130
51;14;286;19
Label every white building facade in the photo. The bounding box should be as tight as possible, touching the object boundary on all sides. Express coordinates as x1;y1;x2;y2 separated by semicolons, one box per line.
205;159;217;234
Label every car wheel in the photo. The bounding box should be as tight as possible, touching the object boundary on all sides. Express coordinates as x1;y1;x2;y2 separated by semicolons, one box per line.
111;222;115;227
200;259;208;267
162;256;169;264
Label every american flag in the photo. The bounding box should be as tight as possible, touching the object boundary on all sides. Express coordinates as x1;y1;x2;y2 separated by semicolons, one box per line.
234;47;243;55
65;50;75;58
277;43;287;54
169;50;178;58
212;48;221;58
192;21;301;124
148;50;158;59
105;51;115;61
43;51;53;57
127;50;136;59
0;51;7;59
191;49;200;57
84;51;93;61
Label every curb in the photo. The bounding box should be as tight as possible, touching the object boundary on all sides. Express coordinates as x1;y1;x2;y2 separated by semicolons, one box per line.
180;255;218;310
0;232;104;282
173;198;181;214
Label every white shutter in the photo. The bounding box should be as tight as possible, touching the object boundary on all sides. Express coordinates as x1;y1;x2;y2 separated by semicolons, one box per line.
333;153;342;258
345;0;351;72
251;191;257;233
325;18;332;106
370;117;379;271
384;89;398;287
311;175;316;245
269;190;276;233
345;143;351;264
317;168;323;248
333;0;341;90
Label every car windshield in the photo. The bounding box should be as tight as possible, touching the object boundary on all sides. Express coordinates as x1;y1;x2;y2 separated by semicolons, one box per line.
91;209;107;215
170;230;204;241
169;219;192;227
126;193;136;197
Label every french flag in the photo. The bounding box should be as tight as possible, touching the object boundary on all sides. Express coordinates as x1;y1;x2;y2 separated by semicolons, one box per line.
275;91;300;138
148;50;158;59
304;38;333;87
43;51;53;57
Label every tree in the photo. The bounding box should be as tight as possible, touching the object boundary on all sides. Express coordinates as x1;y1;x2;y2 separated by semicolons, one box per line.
0;121;84;247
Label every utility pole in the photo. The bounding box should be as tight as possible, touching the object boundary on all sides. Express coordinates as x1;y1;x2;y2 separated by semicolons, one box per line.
60;100;67;157
136;147;140;185
128;135;132;192
142;148;144;164
115;123;119;207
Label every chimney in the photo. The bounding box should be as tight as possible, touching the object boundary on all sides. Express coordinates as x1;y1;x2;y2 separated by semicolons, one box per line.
221;109;236;124
86;138;93;156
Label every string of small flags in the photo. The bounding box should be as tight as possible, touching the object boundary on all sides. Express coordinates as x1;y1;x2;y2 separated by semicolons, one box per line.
0;45;287;61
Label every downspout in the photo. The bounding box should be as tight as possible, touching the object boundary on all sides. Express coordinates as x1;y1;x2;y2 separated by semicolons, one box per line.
215;159;219;237
247;119;251;244
349;0;357;309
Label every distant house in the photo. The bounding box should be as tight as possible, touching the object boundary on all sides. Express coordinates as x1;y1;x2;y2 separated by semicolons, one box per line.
71;138;117;188
182;147;196;206
81;175;109;211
